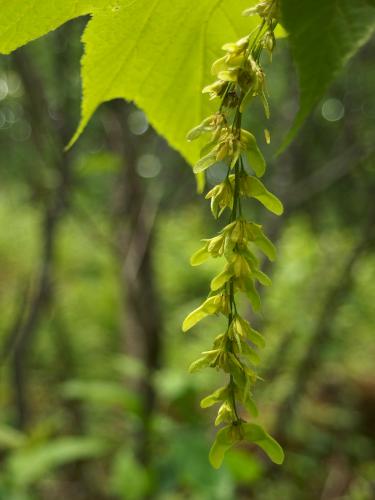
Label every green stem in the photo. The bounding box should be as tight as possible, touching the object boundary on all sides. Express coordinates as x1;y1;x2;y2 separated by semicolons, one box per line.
227;159;242;423
204;1;279;432
230;374;241;422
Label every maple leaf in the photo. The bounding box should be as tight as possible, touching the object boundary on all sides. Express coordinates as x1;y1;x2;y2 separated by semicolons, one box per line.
0;0;263;164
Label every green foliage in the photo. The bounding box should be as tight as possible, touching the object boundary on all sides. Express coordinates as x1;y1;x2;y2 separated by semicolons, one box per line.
209;425;236;469
62;379;141;414
209;422;284;468
6;437;107;487
0;1;99;53
1;0;374;487
242;423;284;464
182;294;225;332
241;176;283;215
280;0;375;148
0;0;279;165
1;0;371;159
109;450;151;500
200;386;229;408
225;449;263;484
0;425;26;450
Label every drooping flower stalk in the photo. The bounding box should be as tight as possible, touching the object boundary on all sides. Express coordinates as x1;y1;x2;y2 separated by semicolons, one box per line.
183;0;285;468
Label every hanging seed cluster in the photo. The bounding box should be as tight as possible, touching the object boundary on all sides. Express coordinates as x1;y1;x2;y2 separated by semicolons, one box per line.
183;0;285;468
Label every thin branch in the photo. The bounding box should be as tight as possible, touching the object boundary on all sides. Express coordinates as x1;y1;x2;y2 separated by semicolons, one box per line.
1;282;29;363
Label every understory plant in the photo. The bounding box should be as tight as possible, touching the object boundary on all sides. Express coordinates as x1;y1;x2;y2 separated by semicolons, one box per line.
183;0;285;468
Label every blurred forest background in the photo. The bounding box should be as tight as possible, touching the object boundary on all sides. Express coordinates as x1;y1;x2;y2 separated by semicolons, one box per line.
0;17;374;500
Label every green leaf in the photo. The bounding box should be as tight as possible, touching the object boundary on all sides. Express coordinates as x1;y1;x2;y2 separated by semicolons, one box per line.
242;396;258;417
0;1;101;53
182;307;209;332
61;380;140;413
210;268;233;291
189;353;217;373
280;0;375;150
0;1;271;165
244;278;261;311
209;426;236;469
235;317;265;348
254;235;276;262
0;424;26;450
7;437;107;487
186;116;214;140
196;171;206;194
245;143;266;178
182;295;221;332
193;153;219;173
190;246;210;266
241;342;261;366
253;268;272;287
200;386;228;408
245;177;283;215
247;224;277;261
243;423;284;465
247;330;265;349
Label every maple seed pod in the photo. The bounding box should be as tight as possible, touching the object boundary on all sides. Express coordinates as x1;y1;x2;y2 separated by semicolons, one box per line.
243;0;280;22
264;31;276;53
216;142;229;161
202;80;228;100
184;0;284;470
